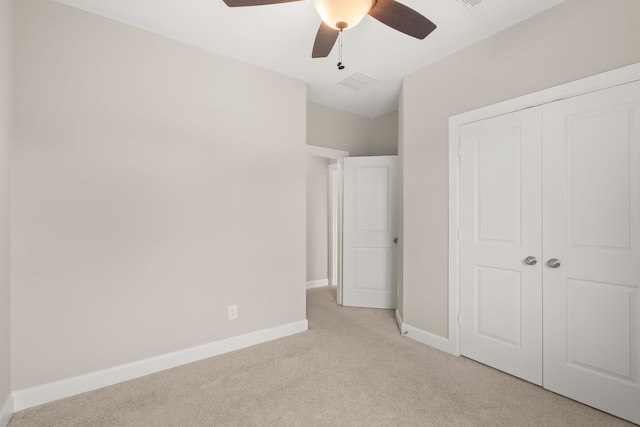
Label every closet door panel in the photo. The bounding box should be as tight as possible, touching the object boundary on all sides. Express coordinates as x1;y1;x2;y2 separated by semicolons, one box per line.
542;80;640;425
459;107;543;385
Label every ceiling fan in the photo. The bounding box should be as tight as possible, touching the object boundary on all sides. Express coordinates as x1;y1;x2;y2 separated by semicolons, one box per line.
222;0;437;58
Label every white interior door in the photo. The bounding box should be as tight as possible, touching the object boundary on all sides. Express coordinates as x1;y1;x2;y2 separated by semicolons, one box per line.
542;81;640;424
342;156;397;309
459;107;543;385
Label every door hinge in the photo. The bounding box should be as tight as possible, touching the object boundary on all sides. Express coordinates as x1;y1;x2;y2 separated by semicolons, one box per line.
457;229;463;241
457;145;462;157
457;313;462;325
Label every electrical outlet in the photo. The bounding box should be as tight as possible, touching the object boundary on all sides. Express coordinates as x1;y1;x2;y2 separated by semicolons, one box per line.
228;304;238;320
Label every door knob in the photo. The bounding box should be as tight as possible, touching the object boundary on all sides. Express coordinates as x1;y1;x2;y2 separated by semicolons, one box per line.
523;256;537;266
547;258;561;268
393;237;398;244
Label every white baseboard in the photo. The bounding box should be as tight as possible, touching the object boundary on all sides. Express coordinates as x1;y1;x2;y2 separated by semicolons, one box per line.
12;319;308;412
401;322;452;355
306;278;329;289
0;394;13;427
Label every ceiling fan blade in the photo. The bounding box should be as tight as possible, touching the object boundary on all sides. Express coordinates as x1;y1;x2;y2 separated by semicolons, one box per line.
223;0;301;7
312;22;340;58
368;0;436;39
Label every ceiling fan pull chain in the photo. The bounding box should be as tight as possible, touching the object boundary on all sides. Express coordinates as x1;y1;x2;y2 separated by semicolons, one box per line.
337;30;345;70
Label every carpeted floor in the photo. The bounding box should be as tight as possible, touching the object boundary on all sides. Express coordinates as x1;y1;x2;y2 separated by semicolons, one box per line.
9;286;635;426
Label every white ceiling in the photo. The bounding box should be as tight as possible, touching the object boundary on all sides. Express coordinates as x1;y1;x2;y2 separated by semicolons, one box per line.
53;0;564;117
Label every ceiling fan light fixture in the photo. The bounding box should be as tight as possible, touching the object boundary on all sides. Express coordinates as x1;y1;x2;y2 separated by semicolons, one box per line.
314;0;374;31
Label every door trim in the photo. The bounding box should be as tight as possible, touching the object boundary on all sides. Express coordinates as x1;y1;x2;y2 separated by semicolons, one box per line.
306;145;349;160
328;163;343;292
447;62;640;357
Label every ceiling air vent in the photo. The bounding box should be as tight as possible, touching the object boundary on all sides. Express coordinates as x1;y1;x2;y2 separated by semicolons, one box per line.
339;72;380;92
457;0;483;9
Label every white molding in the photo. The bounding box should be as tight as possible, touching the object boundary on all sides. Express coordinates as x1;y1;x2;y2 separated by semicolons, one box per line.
12;319;308;412
0;394;13;427
448;115;462;357
448;62;640;359
306;278;329;289
401;323;451;354
306;145;349;160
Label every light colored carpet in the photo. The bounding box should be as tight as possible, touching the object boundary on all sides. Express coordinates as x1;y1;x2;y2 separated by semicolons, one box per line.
9;286;635;426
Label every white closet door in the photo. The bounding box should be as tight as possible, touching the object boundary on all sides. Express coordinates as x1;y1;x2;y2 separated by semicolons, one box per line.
459;107;543;385
542;81;640;424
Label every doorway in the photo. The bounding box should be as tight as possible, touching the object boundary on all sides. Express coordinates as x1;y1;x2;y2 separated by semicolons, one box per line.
306;145;349;300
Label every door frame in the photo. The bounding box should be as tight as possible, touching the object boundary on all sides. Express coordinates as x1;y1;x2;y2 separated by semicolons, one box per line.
328;162;342;290
447;62;640;357
306;145;349;301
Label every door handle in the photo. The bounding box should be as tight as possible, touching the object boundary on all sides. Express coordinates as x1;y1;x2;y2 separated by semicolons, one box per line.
547;258;561;268
523;256;537;266
393;237;398;244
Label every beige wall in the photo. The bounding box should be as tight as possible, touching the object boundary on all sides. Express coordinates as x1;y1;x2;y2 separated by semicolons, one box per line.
307;102;398;156
12;0;306;390
306;155;329;283
0;0;13;407
400;0;640;336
